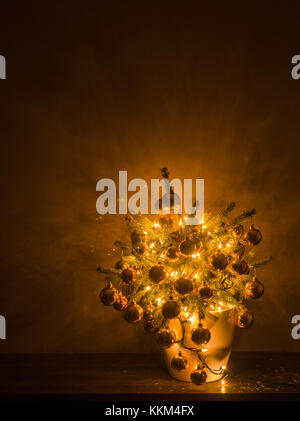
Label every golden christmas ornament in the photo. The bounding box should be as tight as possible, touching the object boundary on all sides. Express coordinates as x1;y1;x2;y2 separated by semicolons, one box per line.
179;239;196;256
143;307;154;321
191;325;211;346
162;299;181;319
124;302;143;323
246;225;262;246
232;224;244;238
245;278;264;299
209;251;228;271
174;277;194;295
179;239;196;257
130;229;145;246
235;309;254;329
121;268;136;284
190;368;207;385
156;329;176;348
113;295;128;311
166;246;179;261
148;264;166;284
230;258;249;275
99;283;118;306
199;285;213;300
158;187;176;211
170;353;188;371
159;215;174;228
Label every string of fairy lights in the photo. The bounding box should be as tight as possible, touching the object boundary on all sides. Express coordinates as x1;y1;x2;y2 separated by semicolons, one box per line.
97;171;271;386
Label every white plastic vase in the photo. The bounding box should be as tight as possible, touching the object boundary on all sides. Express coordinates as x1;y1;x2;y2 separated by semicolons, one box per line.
163;309;235;383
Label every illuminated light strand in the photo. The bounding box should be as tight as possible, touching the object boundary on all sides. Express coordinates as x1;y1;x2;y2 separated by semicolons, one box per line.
176;316;228;378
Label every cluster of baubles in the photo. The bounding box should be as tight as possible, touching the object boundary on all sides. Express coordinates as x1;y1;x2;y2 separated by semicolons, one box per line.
99;216;266;385
100;223;264;321
170;353;207;385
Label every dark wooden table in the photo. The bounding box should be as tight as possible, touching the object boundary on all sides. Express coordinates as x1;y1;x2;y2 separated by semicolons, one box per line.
0;353;299;400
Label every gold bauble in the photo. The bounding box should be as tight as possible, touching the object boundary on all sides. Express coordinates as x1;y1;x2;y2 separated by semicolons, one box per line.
99;283;118;306
130;229;145;246
245;278;264;299
159;215;174;228
199;285;213;300
190;368;207;385
148;264;166;284
191;325;211;346
113;295;128;311
235;309;254;329
121;268;136;284
209;251;228;271
174;277;194;296
156;329;176;348
245;225;262;246
170;353;188;371
166;246;179;261
179;239;196;256
143;307;154;321
162;300;181;319
232;224;244;238
230;258;249;275
124;302;143;323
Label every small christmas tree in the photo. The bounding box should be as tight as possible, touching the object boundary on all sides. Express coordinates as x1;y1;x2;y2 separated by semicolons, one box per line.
98;169;271;385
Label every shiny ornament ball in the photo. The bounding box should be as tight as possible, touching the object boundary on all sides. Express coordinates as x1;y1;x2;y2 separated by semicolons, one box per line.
143;308;154;321
245;278;264;299
170;354;188;371
162;300;181;319
245;225;262;246
209;251;228;271
166;246;179;261
179;239;196;256
156;329;176;348
99;283;118;306
113;295;128;311
149;265;166;284
130;230;145;246
158;189;176;211
159;215;174;228
235;309;254;329
230;258;249;275
124;302;143;323
232;224;244;238
191;325;211;346
121;268;136;284
199;285;213;300
174;277;194;295
190;368;207;385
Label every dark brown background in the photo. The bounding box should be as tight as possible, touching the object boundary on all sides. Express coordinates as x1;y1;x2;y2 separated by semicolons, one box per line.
0;1;299;353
